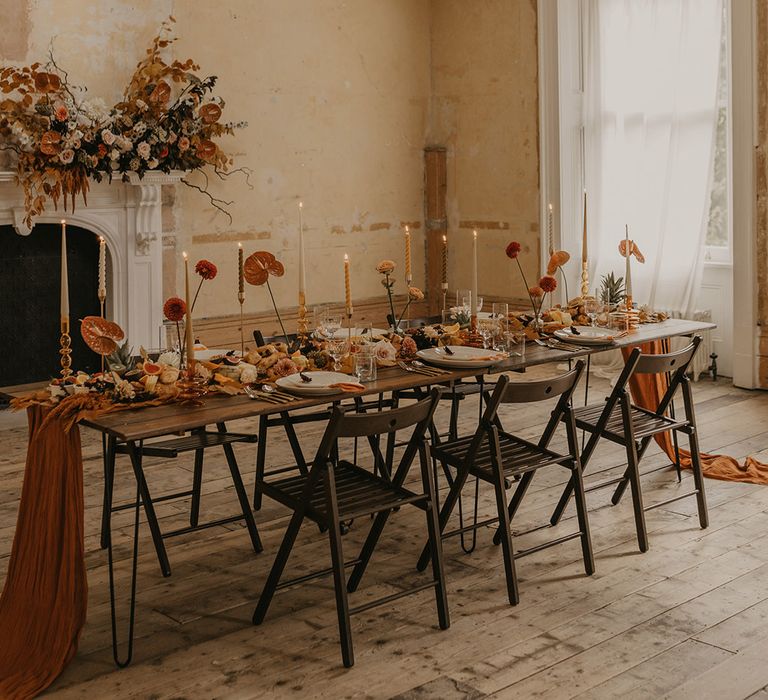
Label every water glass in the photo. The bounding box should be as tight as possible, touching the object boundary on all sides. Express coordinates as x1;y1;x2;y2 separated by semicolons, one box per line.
491;303;508;350
325;312;343;338
505;330;526;357
354;344;377;382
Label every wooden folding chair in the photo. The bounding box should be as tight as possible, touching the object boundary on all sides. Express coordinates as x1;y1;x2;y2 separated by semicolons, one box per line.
417;362;594;605
549;336;708;552
252;389;449;667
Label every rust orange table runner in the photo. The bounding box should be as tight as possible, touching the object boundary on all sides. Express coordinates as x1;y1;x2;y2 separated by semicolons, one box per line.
626;341;768;485
0;406;87;699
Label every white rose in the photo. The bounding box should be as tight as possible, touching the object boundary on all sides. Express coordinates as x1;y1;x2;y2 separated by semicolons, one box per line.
101;129;116;145
137;141;151;159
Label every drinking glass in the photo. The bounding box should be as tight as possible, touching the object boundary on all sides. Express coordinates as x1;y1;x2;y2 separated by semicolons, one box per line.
325;311;343;338
313;305;330;338
327;337;349;371
584;297;601;327
491;302;508;350
354;343;377;382
476;296;484;315
505;330;526;357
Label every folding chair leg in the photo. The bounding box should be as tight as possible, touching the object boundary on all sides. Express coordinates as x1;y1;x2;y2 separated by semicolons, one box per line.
687;427;709;529
611;435;653;506
253;415;268;510
347;507;393;593
222;440;263;553
253;509;305;624
324;467;355;668
550;431;600;526
189;447;204;527
620;401;649;552
571;462;595;575
416;462;470;572
420;444;450;629
493;470;535;546
491;451;519;605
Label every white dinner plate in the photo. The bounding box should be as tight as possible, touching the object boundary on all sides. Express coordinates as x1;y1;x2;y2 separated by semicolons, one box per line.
275;371;364;395
553;326;616;345
416;346;508;369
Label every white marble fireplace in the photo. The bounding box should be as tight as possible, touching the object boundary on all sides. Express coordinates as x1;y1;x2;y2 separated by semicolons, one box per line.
0;170;182;350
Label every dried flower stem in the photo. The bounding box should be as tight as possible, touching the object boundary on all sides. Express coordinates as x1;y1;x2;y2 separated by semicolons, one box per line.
265;278;290;345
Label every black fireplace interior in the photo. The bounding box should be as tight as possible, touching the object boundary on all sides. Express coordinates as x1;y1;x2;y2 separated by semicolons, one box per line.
0;223;102;387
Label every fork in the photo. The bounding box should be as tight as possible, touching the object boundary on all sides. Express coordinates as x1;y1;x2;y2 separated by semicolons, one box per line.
397;360;443;377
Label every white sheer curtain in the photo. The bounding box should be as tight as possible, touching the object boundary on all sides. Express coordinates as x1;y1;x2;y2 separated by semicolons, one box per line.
583;0;723;317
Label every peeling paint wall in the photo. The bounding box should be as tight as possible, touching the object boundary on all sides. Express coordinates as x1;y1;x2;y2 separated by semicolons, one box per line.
428;0;540;303
1;0;432;320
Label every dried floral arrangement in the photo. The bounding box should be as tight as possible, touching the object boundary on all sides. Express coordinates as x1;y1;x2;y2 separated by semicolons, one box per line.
0;17;248;226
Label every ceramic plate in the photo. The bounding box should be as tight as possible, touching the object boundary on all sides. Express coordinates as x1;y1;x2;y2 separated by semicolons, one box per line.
416;346;507;369
276;371;364;395
553;326;616;345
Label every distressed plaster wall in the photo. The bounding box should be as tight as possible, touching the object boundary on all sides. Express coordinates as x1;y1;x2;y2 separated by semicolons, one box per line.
0;0;432;323
429;0;540;304
0;0;540;336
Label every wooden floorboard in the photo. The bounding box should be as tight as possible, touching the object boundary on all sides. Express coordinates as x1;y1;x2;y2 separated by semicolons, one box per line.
2;371;768;698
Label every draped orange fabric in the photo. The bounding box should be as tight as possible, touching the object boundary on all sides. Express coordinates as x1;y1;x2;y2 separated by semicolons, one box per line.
0;406;87;699
624;341;768;485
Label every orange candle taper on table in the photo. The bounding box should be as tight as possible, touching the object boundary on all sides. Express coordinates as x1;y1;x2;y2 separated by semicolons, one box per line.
404;225;412;284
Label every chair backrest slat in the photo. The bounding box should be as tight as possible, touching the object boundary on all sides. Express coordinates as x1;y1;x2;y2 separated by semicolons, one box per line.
331;391;440;438
494;363;585;404
633;337;701;376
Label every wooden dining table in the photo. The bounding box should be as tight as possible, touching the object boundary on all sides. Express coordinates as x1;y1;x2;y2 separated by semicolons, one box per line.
78;317;714;665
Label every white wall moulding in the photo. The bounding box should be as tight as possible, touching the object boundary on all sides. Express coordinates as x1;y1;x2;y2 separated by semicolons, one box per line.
0;170;183;351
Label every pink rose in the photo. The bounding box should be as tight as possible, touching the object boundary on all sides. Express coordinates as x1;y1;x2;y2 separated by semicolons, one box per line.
59;149;75;164
101;129;116;146
178;136;190;152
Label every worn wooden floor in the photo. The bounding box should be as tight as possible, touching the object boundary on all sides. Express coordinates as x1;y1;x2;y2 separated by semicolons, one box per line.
3;368;768;699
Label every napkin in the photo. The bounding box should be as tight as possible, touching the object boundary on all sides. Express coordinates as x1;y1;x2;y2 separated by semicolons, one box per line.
329;382;366;393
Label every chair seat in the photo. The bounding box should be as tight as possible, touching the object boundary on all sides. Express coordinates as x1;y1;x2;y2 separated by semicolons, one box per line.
262;461;428;523
573;402;689;442
433;432;571;479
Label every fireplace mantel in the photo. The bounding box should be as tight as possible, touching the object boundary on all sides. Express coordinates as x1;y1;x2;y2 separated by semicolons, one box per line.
0;170;183;350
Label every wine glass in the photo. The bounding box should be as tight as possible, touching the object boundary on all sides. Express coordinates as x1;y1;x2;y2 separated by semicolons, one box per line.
325;312;342;338
584;297;601;327
476;296;484;315
313;305;330;338
327;337;349;371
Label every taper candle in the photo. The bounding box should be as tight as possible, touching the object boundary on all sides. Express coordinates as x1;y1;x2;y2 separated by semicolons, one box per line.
98;236;106;301
298;201;306;297
183;252;195;365
581;191;588;263
471;229;478;314
547;203;554;256
60;219;69;322
404;225;412;283
441;234;448;289
344;253;352;316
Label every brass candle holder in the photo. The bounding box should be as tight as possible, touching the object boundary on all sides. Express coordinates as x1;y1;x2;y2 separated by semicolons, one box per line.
297;291;308;346
59;317;73;378
580;261;590;298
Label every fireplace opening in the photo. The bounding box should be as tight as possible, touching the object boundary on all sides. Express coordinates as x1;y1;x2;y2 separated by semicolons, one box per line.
0;223;102;387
